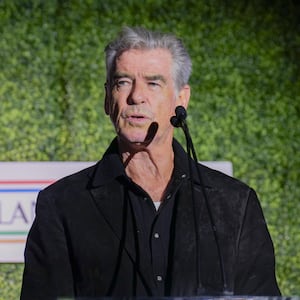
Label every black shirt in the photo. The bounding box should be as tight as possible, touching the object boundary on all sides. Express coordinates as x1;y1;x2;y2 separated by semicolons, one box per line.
123;157;188;296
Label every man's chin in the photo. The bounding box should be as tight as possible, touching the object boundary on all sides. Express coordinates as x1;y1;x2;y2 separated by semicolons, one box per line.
118;122;158;149
119;136;152;148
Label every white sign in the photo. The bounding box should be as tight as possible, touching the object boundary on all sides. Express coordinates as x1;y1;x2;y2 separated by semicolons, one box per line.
0;161;232;263
0;162;95;263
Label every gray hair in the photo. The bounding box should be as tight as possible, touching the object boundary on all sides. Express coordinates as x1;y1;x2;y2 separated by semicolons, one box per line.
105;27;192;93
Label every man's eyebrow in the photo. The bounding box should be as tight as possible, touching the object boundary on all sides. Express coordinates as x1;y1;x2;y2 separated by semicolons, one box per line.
113;73;166;83
145;75;166;83
113;72;133;80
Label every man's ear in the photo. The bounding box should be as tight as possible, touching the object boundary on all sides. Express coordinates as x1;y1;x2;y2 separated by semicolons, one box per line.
104;83;110;115
177;84;191;109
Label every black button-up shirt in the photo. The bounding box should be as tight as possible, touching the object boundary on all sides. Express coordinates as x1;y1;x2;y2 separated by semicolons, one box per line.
123;158;187;296
107;139;187;296
97;138;191;296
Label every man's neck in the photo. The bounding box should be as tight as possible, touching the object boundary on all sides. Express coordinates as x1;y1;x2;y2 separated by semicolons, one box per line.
119;140;174;202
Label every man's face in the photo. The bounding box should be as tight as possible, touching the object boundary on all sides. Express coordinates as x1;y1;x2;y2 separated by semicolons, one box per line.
105;48;190;148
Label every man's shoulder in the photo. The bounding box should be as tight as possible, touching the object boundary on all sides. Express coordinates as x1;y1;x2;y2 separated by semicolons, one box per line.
172;139;252;195
197;163;256;217
42;162;98;195
198;162;252;194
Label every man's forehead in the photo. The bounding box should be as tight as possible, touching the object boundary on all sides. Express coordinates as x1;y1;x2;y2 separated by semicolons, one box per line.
116;48;172;62
115;48;173;75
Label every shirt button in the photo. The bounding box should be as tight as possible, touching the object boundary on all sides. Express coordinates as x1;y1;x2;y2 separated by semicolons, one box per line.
154;232;160;239
166;194;172;200
181;174;187;178
156;275;163;282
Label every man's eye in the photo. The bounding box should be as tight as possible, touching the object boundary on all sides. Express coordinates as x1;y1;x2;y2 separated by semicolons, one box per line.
117;81;127;86
115;79;132;88
148;81;160;87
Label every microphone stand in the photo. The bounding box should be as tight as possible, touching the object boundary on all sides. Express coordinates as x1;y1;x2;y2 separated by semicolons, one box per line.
171;106;232;296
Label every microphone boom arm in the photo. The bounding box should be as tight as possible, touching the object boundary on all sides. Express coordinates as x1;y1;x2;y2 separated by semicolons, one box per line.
170;106;232;296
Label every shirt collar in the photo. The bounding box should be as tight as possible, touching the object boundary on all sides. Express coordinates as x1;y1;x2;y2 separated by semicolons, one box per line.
89;137;209;188
89;137;126;187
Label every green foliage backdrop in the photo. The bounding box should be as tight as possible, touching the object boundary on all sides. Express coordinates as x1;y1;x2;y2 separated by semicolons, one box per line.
0;0;299;298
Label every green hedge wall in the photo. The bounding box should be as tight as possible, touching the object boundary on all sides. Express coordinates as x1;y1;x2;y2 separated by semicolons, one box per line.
0;0;299;298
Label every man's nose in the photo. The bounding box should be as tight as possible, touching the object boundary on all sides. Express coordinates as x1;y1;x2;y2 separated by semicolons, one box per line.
128;81;146;104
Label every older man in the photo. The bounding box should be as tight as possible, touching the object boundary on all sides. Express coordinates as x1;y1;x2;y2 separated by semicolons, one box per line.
21;27;280;299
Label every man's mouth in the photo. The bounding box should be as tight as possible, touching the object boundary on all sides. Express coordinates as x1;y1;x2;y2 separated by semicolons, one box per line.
126;114;149;123
122;108;154;125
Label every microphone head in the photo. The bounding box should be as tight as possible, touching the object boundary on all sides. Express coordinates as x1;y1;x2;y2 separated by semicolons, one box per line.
175;106;187;121
170;106;187;128
170;115;181;127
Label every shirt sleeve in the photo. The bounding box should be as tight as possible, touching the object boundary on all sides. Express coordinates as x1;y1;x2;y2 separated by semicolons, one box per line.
234;188;281;295
20;190;74;300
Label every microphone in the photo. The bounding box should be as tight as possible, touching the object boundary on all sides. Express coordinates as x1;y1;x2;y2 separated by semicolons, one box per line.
170;106;187;128
170;106;232;296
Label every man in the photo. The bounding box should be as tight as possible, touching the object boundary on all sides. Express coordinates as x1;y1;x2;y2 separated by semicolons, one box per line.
21;27;281;299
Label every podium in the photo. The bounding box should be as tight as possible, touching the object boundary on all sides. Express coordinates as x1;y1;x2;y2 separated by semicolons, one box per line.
57;297;299;300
